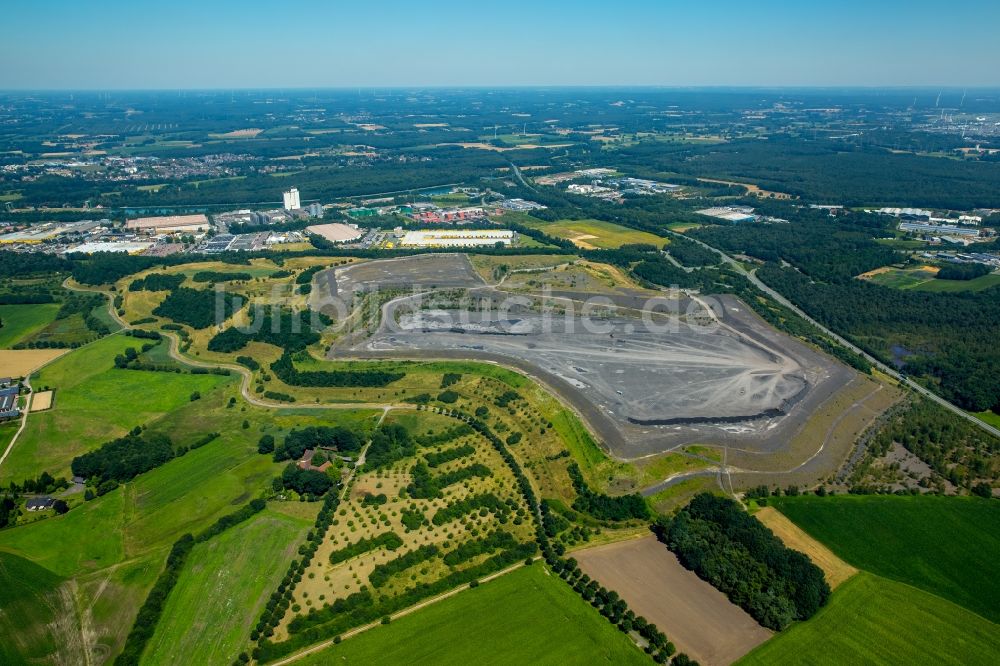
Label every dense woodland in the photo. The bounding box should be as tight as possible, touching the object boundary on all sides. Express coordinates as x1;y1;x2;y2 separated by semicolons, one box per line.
656;493;830;631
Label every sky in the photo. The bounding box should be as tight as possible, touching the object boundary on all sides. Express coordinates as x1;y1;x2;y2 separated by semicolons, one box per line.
3;0;999;89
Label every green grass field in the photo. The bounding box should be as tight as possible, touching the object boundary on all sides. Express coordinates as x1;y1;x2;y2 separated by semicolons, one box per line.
0;551;68;664
296;563;648;665
0;303;60;348
737;572;1000;666
522;218;667;249
772;495;999;622
0;335;233;483
972;410;1000;429
863;266;937;289
144;508;311;665
913;272;1000;292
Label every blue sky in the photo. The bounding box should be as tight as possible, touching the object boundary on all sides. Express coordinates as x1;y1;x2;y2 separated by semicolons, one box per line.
3;0;999;89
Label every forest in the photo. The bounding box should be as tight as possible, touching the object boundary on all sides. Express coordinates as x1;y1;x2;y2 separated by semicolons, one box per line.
152;287;242;329
656;493;830;631
71;429;175;483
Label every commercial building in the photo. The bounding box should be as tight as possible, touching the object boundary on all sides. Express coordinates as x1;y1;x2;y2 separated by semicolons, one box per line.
399;229;514;247
283;187;301;211
125;214;209;234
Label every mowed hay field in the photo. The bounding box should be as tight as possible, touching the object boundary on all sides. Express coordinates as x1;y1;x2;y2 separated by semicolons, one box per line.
0;348;68;378
754;507;857;588
772;495;1000;622
574;536;772;666
522;218;668;249
0;303;60;348
296;563;649;665
144;508;312;666
737;572;1000;666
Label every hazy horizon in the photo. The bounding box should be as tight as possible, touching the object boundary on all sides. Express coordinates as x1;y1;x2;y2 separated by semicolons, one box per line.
3;0;999;89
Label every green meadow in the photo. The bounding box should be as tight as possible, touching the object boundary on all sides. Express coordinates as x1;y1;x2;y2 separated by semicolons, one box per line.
522;218;668;249
296;563;648;665
738;572;1000;666
772;495;1000;622
0;303;60;348
144;508;311;665
0;334;234;483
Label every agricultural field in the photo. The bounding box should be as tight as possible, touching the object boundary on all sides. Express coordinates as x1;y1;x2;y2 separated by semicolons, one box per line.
575;536;773;666
0;303;60;348
521;218;668;249
753;507;857;589
737;573;1000;666
295;564;649;665
771;495;999;622
143;508;312;665
0;348;68;379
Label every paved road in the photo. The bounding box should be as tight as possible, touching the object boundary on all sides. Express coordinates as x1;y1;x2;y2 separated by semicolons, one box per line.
508;161;536;193
674;232;1000;439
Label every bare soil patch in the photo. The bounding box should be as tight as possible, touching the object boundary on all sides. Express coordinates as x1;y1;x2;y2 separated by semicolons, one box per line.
29;390;53;412
0;349;68;378
755;507;857;588
575;536;772;666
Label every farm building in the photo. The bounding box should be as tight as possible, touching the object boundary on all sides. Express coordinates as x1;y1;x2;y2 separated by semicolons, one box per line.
0;385;20;419
25;497;55;512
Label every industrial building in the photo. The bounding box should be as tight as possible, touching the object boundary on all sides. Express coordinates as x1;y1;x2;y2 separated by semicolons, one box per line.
65;241;154;255
898;221;980;238
283;187;301;211
399;229;514;247
696;206;757;223
306;223;364;244
126;214;209;234
0;219;104;244
499;198;547;212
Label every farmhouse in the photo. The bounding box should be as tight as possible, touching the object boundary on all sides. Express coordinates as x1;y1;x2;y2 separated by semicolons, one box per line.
25;497;55;512
0;385;20;420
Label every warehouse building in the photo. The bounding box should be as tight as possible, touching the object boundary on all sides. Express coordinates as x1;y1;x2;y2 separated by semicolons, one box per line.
399;229;514;247
125;214;209;234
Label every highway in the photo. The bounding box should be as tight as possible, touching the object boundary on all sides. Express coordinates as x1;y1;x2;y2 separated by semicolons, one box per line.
674;232;1000;439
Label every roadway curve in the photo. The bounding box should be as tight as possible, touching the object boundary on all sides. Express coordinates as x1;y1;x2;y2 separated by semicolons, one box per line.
672;232;1000;439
